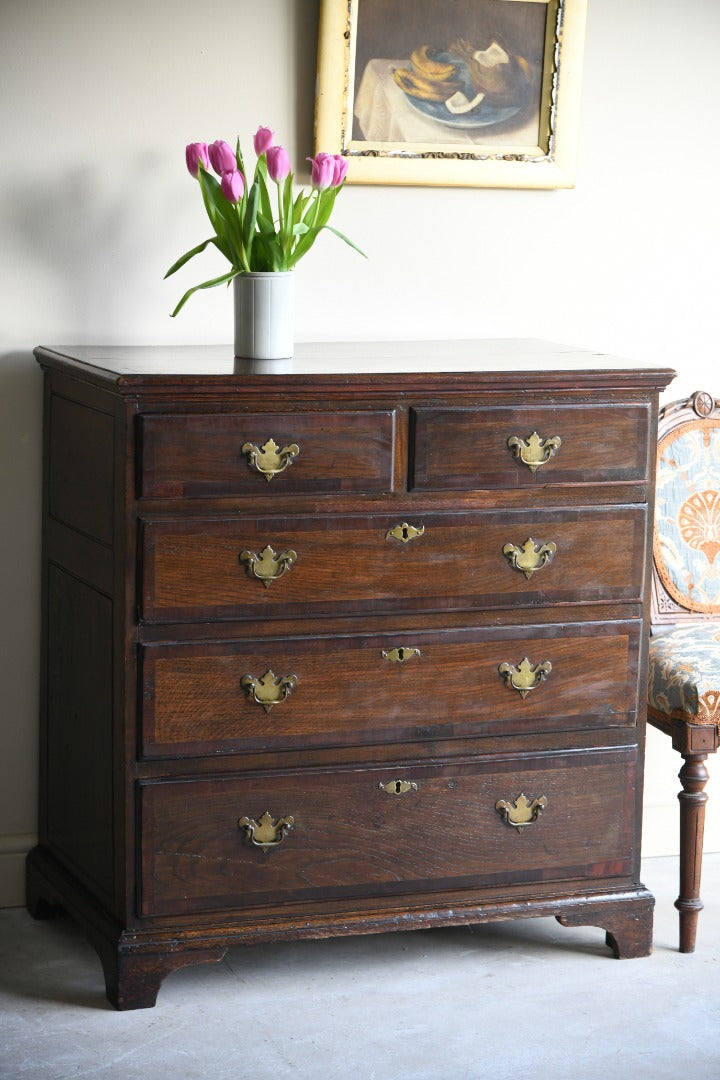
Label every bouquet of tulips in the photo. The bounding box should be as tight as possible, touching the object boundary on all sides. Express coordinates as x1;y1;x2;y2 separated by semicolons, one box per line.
165;126;364;316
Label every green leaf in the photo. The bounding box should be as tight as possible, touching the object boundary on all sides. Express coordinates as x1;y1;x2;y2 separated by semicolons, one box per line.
197;167;228;233
282;174;293;234
287;222;366;268
322;224;367;259
287;225;319;266
198;168;243;267
235;136;246;178
212;232;234;264
242;181;261;264
292;222;309;236
302;193;320;228
256;158;274;224
302;187;339;229
170;268;241;317
256;211;276;236
254;233;282;272
164;237;218;278
314;187;340;229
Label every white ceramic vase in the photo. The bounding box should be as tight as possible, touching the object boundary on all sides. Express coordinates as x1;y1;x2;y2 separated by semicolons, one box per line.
233;271;295;361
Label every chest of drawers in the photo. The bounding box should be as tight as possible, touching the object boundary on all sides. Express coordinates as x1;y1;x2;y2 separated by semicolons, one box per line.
27;340;675;1009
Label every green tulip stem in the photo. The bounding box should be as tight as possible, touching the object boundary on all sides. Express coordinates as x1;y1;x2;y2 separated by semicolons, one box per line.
275;180;285;261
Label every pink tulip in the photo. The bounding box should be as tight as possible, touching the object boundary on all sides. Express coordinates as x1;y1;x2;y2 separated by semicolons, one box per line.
209;139;236;175
253;126;274;156
266;145;290;182
185;142;209;177
307;152;335;190
331;154;348;186
220;168;244;204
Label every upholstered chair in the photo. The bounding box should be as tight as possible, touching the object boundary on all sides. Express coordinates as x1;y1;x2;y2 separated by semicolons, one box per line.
648;390;720;951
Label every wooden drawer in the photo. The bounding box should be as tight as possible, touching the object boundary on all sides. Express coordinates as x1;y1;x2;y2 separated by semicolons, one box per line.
140;620;641;758
410;403;652;490
138;409;396;497
138;748;636;916
140;505;647;622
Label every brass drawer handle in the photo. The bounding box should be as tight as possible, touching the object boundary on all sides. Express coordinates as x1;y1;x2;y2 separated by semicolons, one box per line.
240;669;298;712
507;431;562;473
386;522;425;543
240;545;297;587
238;811;295;853
495;794;548;831
382;646;422;663
379;779;418;795
241;437;300;480
498;657;552;697
502;538;557;579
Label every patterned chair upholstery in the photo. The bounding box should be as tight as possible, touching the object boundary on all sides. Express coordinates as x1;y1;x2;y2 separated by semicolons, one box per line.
648;390;720;951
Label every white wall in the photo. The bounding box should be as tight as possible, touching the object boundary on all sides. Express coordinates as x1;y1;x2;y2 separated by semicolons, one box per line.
1;0;719;905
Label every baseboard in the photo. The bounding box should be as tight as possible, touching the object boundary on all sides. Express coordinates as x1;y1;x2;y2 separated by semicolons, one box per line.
0;834;36;908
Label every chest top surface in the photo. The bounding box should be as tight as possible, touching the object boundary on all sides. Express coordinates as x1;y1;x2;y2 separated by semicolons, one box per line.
34;340;676;395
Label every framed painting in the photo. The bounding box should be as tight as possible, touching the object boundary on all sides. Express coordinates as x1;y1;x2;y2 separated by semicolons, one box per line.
314;0;588;188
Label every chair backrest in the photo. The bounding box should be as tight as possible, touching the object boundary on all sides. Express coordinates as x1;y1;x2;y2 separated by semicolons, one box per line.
652;390;720;628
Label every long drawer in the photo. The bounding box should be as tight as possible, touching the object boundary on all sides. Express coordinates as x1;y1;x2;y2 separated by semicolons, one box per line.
140;620;641;757
138;409;397;497
137;748;637;916
410;402;652;489
140;506;647;622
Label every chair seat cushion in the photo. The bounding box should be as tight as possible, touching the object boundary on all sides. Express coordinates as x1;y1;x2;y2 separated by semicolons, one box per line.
648;622;720;724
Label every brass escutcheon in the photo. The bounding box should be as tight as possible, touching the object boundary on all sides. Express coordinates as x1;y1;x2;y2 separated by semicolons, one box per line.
240;545;297;587
498;657;552;697
495;794;548;831
507;431;562;473
241;437;300;480
240;669;298;712
238;811;295;853
385;522;425;544
381;647;422;663
379;779;418;795
502;538;557;580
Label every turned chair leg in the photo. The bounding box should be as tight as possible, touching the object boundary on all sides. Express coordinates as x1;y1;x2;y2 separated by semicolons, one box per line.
676;753;710;953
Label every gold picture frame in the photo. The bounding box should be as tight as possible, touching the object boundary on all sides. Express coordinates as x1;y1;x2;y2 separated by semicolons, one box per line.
314;0;588;189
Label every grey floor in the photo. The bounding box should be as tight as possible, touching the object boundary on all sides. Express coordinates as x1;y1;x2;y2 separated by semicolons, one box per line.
2;855;719;1080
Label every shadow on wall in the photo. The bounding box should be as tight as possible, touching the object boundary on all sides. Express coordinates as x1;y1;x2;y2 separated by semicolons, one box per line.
0;350;43;626
5;157;170;341
0;352;43;868
294;0;321;176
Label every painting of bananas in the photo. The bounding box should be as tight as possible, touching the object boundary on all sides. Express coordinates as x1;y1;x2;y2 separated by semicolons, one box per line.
393;40;531;128
315;0;588;188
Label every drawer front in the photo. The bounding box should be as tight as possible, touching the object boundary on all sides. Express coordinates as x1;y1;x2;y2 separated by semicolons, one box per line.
140;620;641;757
140;506;646;622
138;410;396;497
138;749;637;916
411;403;652;490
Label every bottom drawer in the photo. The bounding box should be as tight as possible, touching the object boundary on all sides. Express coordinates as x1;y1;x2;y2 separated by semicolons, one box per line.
138;749;636;917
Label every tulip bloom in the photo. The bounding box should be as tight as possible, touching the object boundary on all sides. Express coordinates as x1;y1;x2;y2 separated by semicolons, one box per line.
185;142;209;177
220;168;244;204
266;145;290;182
308;152;335;191
209;139;236;175
331;155;348;187
253;126;274;156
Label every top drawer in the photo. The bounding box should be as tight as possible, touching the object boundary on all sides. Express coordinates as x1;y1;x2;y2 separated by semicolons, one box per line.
411;403;652;490
138;410;396;497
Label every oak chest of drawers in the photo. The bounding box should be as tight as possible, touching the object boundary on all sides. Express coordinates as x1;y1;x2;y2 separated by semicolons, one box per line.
27;340;675;1009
